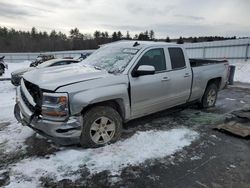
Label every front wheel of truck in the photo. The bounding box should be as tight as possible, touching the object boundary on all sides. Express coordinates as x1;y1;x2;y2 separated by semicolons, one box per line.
80;106;122;148
200;83;218;108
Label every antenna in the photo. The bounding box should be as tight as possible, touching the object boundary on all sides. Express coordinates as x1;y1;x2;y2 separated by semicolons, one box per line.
133;42;140;47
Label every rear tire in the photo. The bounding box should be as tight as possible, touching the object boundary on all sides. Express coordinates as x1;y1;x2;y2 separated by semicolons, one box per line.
80;106;122;148
199;83;218;108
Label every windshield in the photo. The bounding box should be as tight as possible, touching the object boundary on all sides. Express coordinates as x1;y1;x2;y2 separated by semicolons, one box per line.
82;45;139;73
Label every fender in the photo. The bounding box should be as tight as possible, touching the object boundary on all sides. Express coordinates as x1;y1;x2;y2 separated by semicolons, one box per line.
69;84;131;120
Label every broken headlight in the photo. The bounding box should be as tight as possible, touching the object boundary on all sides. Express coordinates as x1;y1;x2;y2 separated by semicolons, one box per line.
42;92;69;121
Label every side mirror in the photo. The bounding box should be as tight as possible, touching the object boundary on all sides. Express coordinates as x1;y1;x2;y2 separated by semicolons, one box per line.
132;65;155;77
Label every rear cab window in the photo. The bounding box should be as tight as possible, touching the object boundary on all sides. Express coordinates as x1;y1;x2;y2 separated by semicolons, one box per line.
168;48;186;70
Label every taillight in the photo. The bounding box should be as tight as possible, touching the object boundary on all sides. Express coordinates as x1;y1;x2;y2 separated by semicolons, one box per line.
225;63;230;81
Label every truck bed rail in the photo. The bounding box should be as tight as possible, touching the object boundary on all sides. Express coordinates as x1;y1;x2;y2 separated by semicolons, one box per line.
190;58;228;67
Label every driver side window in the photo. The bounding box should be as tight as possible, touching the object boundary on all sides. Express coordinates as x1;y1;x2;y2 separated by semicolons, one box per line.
137;48;166;72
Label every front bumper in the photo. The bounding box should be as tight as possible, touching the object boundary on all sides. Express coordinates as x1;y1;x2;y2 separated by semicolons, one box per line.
14;87;82;145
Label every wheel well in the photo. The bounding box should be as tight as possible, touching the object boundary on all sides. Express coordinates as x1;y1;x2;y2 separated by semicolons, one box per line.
81;99;125;122
206;77;221;89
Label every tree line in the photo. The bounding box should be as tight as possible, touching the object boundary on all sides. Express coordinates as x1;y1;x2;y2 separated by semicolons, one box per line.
0;26;237;52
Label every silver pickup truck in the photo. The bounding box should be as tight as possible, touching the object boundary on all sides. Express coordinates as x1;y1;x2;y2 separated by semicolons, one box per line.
14;41;229;147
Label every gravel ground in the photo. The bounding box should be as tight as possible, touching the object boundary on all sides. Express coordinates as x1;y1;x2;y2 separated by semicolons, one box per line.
0;83;250;188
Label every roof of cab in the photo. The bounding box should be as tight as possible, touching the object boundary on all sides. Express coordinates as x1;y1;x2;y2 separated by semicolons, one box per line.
104;40;180;49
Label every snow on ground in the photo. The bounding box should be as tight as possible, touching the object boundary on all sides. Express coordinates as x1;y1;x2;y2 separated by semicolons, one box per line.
6;128;198;187
1;61;31;78
0;61;34;153
0;81;33;154
233;61;250;83
0;76;199;187
0;81;16;121
0;121;33;154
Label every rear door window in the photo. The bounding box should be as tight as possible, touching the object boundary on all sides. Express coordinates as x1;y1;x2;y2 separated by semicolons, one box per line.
168;48;186;70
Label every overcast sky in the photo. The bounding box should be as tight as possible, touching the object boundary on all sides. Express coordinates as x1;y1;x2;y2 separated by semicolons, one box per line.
0;0;249;38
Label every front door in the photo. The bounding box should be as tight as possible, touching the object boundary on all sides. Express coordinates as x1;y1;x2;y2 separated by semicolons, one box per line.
129;48;170;118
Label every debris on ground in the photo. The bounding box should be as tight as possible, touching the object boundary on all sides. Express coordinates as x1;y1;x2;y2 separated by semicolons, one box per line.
216;121;250;138
232;108;250;119
215;108;250;138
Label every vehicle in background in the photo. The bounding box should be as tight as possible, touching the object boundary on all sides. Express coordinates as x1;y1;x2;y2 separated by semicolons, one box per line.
29;54;55;67
14;41;229;148
11;59;80;86
61;52;92;61
63;57;74;59
73;52;92;61
0;56;8;76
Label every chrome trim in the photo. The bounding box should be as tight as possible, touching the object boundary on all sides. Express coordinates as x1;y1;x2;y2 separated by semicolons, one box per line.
17;86;32;118
20;79;36;106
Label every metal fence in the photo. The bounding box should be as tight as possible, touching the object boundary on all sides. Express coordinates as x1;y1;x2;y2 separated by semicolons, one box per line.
0;50;95;63
1;38;250;63
183;38;250;63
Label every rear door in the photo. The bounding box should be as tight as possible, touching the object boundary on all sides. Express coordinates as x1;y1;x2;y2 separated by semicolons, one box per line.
164;47;192;105
129;48;171;118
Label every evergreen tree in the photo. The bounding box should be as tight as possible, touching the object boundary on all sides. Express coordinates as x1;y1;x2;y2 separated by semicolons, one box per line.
31;27;37;38
176;37;184;44
112;32;118;41
149;30;154;40
126;31;131;39
0;26;239;52
117;31;123;39
94;30;101;39
70;28;81;39
144;30;149;40
138;31;150;40
165;36;171;42
192;37;198;43
104;31;109;38
134;34;138;39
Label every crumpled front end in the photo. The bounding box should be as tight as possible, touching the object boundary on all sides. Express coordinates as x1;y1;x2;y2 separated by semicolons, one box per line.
14;79;82;145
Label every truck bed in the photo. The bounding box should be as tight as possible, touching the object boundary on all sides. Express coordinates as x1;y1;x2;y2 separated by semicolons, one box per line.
190;58;227;67
189;59;229;102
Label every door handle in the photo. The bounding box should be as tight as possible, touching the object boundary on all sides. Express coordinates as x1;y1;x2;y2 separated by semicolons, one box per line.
184;73;191;77
161;77;170;81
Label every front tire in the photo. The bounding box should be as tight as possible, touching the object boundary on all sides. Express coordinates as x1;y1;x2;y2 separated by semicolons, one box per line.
80;106;122;148
200;83;218;108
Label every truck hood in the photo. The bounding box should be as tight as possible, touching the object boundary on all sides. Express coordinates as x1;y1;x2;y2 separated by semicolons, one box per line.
23;64;109;91
12;67;35;75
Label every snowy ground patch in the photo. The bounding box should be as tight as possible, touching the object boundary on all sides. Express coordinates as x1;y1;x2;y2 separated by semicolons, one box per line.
7;128;198;187
0;121;34;154
0;81;34;154
233;61;250;83
0;81;16;121
1;61;31;79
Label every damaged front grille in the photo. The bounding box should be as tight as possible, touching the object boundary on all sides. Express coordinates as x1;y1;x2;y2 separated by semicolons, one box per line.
20;79;42;116
20;88;35;112
23;79;42;106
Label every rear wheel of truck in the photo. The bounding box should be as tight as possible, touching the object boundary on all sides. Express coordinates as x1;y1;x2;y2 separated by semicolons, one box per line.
200;83;218;108
80;106;122;148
